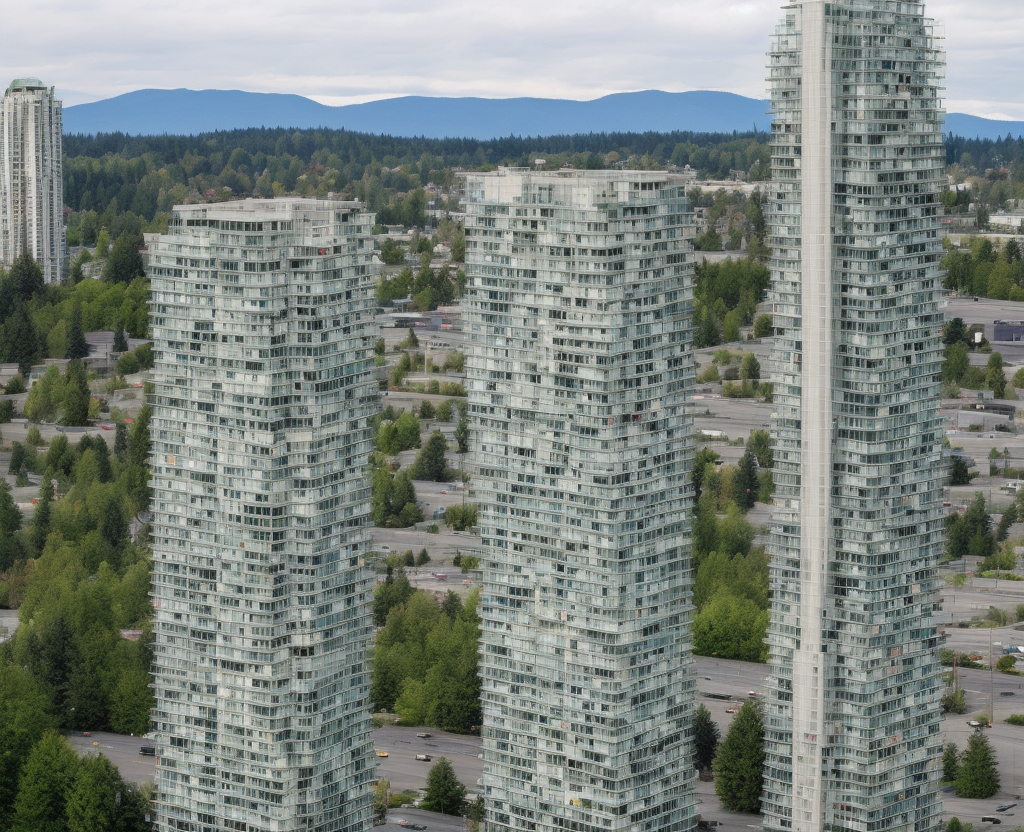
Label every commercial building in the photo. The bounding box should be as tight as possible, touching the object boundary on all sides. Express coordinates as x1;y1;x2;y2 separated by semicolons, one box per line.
0;78;64;282
147;198;379;832
763;3;946;831
464;169;697;832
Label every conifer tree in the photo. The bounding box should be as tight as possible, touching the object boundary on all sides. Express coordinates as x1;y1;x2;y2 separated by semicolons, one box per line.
714;701;764;813
955;731;999;798
65;303;90;360
693;704;721;775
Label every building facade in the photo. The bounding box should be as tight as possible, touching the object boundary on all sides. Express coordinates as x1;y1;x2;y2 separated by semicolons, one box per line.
147;199;379;832
763;3;946;831
464;169;697;832
0;78;64;282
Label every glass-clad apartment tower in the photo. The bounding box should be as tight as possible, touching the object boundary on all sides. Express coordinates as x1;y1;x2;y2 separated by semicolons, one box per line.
0;78;64;282
465;169;697;832
763;3;946;831
148;199;378;832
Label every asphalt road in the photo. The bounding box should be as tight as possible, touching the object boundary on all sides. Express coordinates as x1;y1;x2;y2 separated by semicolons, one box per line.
373;726;484;797
66;731;156;785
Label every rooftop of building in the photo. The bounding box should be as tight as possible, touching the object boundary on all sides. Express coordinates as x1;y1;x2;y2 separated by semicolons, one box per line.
463;166;691;183
168;196;367;221
6;78;47;94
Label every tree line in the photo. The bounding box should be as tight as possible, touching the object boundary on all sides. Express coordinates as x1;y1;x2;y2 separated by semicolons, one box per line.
0;412;153;830
370;572;482;733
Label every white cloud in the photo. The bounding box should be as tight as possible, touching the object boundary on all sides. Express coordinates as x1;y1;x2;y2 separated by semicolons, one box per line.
1;0;1018;118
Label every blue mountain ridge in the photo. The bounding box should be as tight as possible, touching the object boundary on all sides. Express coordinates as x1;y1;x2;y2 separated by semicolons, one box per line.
62;88;1023;142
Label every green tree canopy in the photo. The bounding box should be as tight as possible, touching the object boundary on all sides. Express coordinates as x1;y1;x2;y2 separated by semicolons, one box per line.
10;729;80;832
714;701;765;813
954;731;999;798
693;704;720;774
410;431;451;481
421;757;467;816
102;231;146;284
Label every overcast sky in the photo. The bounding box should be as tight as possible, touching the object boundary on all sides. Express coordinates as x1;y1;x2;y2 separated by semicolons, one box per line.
2;0;1019;119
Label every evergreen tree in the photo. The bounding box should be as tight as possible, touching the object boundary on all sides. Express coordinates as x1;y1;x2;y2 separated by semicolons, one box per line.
114;422;129;462
410;431;450;481
421;757;467;816
0;664;55;822
2;304;40;376
693;704;721;774
8;252;45;302
455;416;469;454
112;322;128;353
954;731;999;798
949;457;972;486
713;701;765;813
10;730;80;832
102;231;146;284
65;754;121;832
8;440;25;475
33;475;54;554
62;360;91;426
942;741;960;782
734;449;760;512
65;303;90;360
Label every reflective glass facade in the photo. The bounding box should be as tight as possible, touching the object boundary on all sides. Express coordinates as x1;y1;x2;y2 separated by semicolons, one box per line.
148;199;378;832
0;78;63;282
763;3;946;831
465;170;697;832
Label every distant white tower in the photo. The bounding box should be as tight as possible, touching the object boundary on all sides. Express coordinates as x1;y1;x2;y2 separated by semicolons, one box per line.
763;3;947;831
0;79;64;282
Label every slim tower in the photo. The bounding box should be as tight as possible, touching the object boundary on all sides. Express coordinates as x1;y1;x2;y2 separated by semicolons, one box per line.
0;78;64;282
148;198;378;832
763;3;946;831
465;169;697;832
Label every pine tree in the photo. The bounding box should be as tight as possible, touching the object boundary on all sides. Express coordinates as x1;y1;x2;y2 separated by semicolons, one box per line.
8;253;44;302
410;430;450;482
65;303;90;360
114;422;129;462
2;304;40;376
112;322;128;353
455;416;469;454
693;704;721;775
421;757;467;816
62;360;91;426
942;741;960;782
734;449;760;512
10;730;80;832
954;731;999;798
33;475;53;554
66;754;121;832
714;701;764;813
101;231;146;284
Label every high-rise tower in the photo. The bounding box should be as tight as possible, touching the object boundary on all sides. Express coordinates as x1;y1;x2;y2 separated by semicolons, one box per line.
763;3;946;831
0;78;64;282
147;198;378;832
464;169;697;832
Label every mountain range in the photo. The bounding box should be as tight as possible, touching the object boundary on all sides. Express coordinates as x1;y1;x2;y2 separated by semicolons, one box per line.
62;88;1024;142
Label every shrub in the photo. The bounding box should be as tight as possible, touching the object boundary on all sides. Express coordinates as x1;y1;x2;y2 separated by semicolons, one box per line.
1006;714;1024;726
